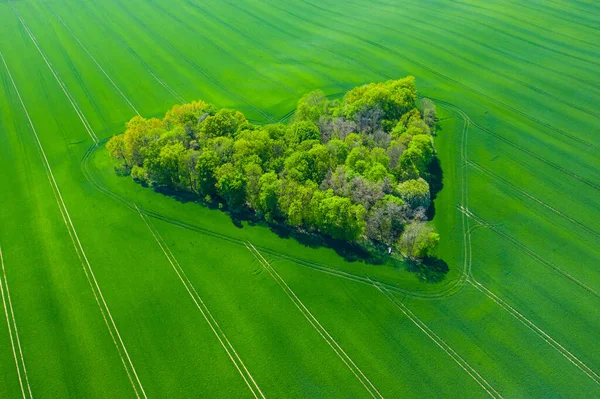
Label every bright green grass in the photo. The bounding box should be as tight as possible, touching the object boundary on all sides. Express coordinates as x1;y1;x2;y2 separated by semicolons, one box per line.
403;284;599;397
0;0;599;397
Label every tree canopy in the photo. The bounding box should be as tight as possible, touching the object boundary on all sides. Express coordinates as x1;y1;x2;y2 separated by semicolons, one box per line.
108;77;440;261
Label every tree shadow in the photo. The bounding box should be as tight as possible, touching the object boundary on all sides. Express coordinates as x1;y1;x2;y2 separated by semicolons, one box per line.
405;257;449;283
149;186;446;278
426;120;445;219
153;186;203;204
114;165;132;177
426;156;444;220
266;223;387;264
140;176;447;279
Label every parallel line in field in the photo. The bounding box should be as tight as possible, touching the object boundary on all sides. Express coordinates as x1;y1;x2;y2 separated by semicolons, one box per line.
444;2;599;62
0;247;33;399
267;0;598;149
147;69;186;104
107;0;275;122
371;0;600;67
0;51;146;399
180;0;352;92
455;103;600;388
439;0;600;49
349;0;600;93
10;1;99;144
494;0;600;32
462;208;600;300
469;280;600;385
372;0;600;96
392;2;600;91
135;206;265;399
79;139;466;301
433;99;600;191
246;242;384;399
458;102;474;281
541;0;600;18
466;160;600;240
224;0;391;86
467;0;600;47
42;0;141;116
145;0;299;96
301;0;600;120
260;248;465;299
372;282;502;399
72;0;188;108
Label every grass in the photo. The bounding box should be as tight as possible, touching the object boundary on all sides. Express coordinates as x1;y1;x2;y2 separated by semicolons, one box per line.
0;0;599;397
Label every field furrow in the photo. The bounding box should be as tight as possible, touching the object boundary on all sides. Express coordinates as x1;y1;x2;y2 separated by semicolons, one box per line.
0;0;597;396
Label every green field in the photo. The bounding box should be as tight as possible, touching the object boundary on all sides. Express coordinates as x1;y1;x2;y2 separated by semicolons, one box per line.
1;0;599;397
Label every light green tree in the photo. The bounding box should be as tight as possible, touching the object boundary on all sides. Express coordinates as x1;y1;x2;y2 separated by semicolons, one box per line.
215;163;246;210
398;178;431;210
397;222;439;260
294;90;329;123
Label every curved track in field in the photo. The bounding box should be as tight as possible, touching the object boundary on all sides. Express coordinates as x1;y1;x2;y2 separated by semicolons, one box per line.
80;100;600;387
80;102;473;301
81;97;600;303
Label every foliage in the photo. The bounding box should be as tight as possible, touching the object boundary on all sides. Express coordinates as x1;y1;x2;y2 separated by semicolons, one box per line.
420;97;437;132
398;177;431;210
108;78;440;258
397;222;440;260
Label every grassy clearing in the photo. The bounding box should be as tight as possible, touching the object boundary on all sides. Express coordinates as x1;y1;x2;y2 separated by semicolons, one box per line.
0;0;598;397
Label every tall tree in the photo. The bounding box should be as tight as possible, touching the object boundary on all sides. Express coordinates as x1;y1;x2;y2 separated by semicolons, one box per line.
397;222;439;260
215;163;246;210
398;178;431;210
195;150;220;197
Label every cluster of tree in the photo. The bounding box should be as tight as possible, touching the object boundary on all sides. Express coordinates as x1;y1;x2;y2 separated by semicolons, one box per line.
108;77;440;261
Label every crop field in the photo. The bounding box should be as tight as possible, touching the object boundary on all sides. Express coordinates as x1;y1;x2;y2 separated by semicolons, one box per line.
0;0;599;397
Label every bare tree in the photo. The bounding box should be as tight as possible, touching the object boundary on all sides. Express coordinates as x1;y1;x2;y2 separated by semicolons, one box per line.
387;143;406;170
366;200;407;245
354;106;384;133
333;117;357;140
349;176;384;210
372;129;392;149
320;166;351;197
410;206;427;221
420;98;437;132
318;115;334;142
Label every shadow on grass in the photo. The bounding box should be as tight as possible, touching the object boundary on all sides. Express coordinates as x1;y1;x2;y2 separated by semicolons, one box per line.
426;120;445;220
137;180;449;283
406;257;450;283
153;185;207;205
426;156;444;220
148;185;449;281
266;223;385;264
245;218;448;284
